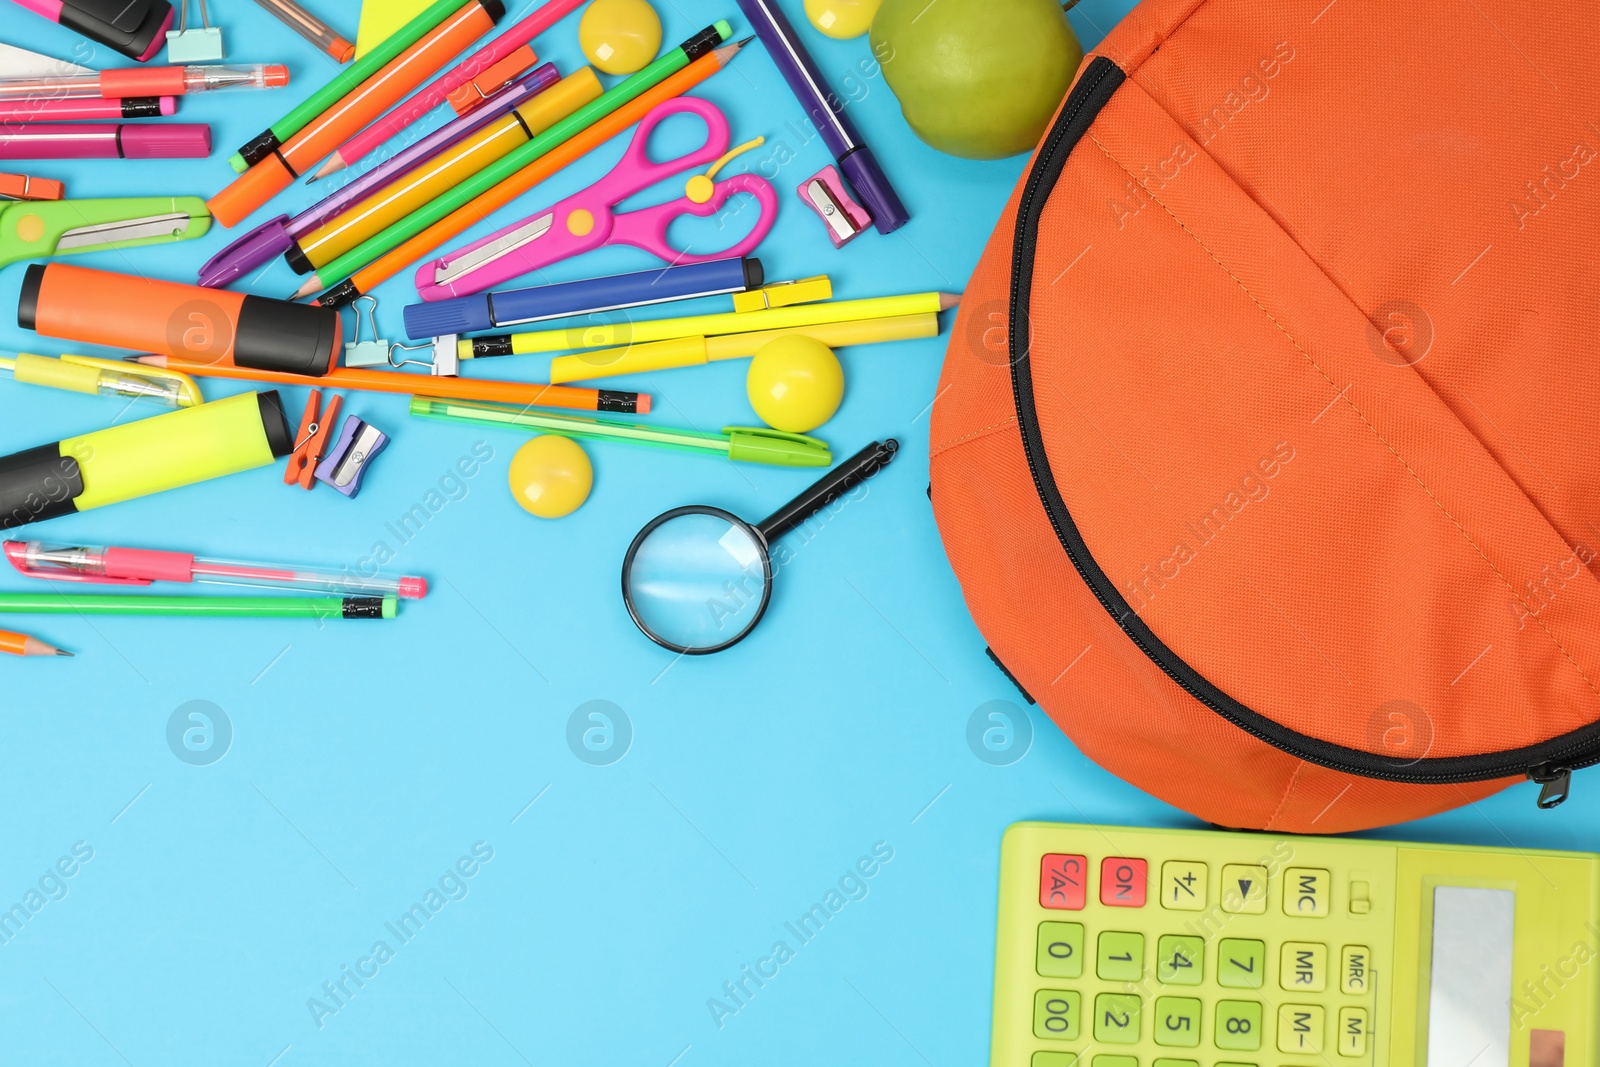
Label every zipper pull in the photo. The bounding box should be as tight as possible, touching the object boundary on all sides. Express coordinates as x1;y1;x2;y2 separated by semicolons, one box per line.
1529;764;1572;809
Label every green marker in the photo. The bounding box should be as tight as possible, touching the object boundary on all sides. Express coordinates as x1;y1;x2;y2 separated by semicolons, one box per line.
0;595;398;619
307;20;735;307
229;0;469;172
410;396;833;468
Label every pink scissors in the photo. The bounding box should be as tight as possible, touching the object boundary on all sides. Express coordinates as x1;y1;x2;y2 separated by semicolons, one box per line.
416;97;779;301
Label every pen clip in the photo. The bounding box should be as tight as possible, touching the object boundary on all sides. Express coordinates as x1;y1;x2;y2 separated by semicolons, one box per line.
1;541;153;586
721;426;828;447
61;354;203;407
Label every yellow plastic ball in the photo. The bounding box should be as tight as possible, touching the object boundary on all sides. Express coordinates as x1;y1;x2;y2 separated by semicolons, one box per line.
805;0;880;39
579;0;662;75
746;336;845;434
508;436;593;518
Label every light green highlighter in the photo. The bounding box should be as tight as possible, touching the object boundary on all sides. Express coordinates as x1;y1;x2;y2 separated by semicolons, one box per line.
410;397;832;467
992;822;1599;1067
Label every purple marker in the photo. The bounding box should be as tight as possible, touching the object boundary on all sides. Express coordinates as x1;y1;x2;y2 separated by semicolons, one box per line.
197;63;560;289
734;0;909;234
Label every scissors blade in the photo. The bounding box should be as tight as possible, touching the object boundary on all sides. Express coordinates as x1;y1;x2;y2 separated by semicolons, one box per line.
56;213;196;251
434;213;554;286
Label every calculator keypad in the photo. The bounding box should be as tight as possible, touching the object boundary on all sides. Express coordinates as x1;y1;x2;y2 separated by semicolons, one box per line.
1012;840;1379;1067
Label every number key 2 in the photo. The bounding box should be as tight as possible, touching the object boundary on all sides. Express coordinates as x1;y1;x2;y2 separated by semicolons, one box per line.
1100;857;1148;907
1039;854;1087;910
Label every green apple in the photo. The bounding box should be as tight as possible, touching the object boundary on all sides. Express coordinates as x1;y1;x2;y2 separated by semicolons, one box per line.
872;0;1084;160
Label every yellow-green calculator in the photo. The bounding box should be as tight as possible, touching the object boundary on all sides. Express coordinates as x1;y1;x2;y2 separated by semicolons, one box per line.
990;822;1599;1067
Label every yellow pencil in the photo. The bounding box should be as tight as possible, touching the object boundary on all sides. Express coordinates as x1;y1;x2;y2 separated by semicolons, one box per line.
460;292;960;360
548;313;942;384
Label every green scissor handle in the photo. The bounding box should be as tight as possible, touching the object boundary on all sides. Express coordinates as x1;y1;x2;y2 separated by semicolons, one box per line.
0;196;212;269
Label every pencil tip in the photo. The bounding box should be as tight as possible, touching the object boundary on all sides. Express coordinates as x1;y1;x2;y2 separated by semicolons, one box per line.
56;649;73;657
940;292;962;311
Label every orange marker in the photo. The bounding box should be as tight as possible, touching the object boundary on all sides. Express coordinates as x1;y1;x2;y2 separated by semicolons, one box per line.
134;356;650;415
318;43;740;306
20;264;343;377
0;629;72;657
207;0;505;228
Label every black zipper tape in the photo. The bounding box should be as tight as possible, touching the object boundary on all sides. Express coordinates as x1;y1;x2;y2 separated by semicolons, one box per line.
1004;55;1600;797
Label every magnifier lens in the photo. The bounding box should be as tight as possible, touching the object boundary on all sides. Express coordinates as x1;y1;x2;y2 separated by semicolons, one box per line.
624;511;770;653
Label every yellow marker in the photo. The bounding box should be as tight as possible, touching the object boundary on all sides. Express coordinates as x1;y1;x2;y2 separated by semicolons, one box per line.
545;313;940;383
0;351;202;408
480;291;959;360
290;70;604;273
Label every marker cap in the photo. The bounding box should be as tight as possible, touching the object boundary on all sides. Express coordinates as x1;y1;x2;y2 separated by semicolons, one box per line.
120;123;212;159
839;146;910;235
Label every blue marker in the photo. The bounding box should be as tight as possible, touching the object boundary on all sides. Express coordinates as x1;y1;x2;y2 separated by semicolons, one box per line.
402;257;764;339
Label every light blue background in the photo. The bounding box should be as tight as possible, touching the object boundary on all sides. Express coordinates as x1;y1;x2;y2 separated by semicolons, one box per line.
1;2;1595;1064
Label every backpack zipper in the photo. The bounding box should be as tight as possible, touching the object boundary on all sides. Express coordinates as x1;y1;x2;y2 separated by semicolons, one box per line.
1003;56;1600;807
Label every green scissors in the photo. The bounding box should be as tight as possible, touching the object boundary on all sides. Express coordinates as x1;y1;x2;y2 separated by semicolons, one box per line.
0;196;211;270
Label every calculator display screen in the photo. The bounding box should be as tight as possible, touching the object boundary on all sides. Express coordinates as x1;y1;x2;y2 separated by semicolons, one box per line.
1428;886;1516;1067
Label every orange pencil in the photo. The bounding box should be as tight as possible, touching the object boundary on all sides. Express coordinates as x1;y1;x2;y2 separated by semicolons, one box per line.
313;41;743;307
133;356;650;415
208;0;506;228
0;630;72;657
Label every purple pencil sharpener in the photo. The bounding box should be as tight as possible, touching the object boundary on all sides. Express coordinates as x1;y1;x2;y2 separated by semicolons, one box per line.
314;415;388;499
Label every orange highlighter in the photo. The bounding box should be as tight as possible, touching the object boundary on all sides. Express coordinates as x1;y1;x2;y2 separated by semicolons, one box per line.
20;264;342;377
284;67;601;276
207;0;505;228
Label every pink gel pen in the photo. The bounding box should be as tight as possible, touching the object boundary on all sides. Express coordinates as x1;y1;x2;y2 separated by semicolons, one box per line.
3;541;429;599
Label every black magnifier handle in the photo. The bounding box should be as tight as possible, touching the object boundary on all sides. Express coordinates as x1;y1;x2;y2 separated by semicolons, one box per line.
757;439;899;543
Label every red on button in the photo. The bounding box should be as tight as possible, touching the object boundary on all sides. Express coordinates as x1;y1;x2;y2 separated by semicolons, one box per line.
1100;858;1148;907
1039;854;1087;910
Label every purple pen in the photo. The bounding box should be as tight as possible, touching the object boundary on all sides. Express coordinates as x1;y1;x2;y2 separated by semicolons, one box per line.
734;0;909;234
197;63;560;289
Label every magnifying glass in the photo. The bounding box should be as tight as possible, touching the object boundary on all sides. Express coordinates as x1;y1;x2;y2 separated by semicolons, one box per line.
621;439;899;655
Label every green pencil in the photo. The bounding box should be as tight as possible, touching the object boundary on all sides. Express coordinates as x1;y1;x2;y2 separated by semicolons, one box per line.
301;20;734;305
0;595;398;619
229;0;469;172
410;396;834;467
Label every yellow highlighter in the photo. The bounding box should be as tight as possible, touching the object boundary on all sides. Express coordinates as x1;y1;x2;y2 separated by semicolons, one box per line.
0;351;203;408
547;312;942;383
0;392;293;530
462;291;962;359
283;69;605;276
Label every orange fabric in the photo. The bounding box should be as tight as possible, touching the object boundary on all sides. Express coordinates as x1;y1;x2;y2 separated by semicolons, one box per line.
932;0;1600;831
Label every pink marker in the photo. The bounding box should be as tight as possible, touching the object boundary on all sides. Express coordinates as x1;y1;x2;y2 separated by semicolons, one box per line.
0;122;210;160
6;0;175;63
309;0;586;181
0;97;177;122
4;541;429;600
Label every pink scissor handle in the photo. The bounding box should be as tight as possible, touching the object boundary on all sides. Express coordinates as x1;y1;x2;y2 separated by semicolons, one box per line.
416;98;739;301
607;172;779;264
593;96;734;201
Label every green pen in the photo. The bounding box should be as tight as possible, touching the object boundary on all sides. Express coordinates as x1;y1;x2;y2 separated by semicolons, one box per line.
409;396;833;468
228;0;468;172
304;20;736;305
0;595;398;619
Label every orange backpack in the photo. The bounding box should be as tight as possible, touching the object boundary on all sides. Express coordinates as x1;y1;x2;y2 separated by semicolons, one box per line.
931;0;1600;832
